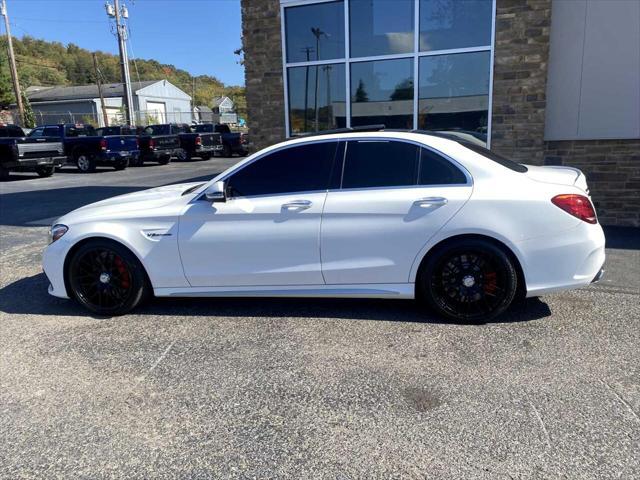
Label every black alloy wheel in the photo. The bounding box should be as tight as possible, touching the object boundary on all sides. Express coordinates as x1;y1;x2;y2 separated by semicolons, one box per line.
68;240;149;316
419;239;517;322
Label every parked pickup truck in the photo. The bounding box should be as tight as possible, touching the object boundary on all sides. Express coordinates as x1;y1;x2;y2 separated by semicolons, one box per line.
133;124;180;166
194;123;249;157
0;124;66;179
29;124;139;172
155;123;222;161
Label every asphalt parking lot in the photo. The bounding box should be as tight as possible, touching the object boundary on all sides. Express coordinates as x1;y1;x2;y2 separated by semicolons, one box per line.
1;160;639;478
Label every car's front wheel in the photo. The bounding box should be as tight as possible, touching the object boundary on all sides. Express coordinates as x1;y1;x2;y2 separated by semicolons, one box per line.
67;239;150;316
417;239;517;322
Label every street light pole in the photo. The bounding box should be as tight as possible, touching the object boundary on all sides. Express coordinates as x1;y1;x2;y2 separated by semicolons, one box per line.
110;0;135;126
1;0;24;125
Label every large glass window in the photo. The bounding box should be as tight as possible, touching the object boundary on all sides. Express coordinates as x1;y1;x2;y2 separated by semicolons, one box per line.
420;0;492;52
227;142;338;197
342;140;419;189
418;51;490;143
285;1;345;63
350;58;413;128
288;63;346;135
349;0;414;58
282;0;495;142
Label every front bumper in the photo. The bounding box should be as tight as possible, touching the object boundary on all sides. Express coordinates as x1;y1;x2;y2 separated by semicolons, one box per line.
43;237;72;299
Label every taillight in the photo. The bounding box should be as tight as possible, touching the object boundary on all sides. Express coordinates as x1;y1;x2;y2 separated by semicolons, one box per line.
240;133;247;145
100;139;107;150
149;138;156;150
195;135;202;146
552;194;597;224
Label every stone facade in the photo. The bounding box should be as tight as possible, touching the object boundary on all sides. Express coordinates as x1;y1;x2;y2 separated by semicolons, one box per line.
241;0;285;151
241;0;639;226
544;140;640;227
491;0;551;166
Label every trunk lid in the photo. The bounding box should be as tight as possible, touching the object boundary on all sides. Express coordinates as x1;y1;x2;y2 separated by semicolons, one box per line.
523;165;589;193
152;134;180;151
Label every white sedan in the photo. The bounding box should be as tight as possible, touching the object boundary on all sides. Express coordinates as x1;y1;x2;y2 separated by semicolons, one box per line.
43;130;605;321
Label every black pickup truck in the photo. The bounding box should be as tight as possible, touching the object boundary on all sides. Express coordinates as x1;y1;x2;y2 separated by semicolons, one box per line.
193;123;249;157
29;124;139;172
154;123;222;161
0;124;66;179
133;124;181;166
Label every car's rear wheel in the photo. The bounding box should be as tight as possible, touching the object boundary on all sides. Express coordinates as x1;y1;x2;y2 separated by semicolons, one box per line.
222;144;232;158
67;240;149;316
0;165;10;180
36;165;55;177
114;159;128;171
75;152;96;173
176;149;190;161
418;239;517;322
158;155;171;165
200;153;211;160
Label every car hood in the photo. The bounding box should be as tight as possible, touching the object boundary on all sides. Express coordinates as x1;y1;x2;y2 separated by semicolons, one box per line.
57;181;204;225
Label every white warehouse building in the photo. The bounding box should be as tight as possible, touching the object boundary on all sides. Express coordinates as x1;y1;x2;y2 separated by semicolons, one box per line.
26;79;192;127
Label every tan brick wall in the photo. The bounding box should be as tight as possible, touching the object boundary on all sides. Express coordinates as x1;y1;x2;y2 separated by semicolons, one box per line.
491;0;551;165
544;140;640;227
241;0;285;151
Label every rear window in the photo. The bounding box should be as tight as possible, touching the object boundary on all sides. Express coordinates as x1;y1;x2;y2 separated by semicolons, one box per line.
458;141;528;173
65;125;96;137
194;124;213;133
145;125;170;135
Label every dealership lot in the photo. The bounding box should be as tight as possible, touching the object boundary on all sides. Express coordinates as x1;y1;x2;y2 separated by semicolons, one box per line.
1;163;639;478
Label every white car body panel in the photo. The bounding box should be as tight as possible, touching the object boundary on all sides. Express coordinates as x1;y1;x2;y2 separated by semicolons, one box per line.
43;131;605;304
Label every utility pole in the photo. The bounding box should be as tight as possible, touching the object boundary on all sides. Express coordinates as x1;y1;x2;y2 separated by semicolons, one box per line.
93;53;109;127
1;0;24;125
107;0;135;126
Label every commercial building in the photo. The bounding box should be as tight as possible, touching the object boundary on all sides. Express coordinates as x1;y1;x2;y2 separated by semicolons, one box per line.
26;80;193;127
241;0;640;226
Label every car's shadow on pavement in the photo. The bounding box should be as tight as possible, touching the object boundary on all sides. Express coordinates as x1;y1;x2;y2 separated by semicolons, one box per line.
0;272;552;325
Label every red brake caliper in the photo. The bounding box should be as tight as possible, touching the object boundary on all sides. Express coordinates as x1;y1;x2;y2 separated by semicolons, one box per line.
114;256;131;289
484;271;497;295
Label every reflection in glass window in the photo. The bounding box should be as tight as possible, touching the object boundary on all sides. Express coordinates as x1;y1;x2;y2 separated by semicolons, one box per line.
349;0;414;58
285;1;345;63
418;52;490;144
350;58;413;128
288;63;346;135
420;0;492;51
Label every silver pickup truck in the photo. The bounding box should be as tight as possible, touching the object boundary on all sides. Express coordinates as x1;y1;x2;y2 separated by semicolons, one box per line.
0;124;66;179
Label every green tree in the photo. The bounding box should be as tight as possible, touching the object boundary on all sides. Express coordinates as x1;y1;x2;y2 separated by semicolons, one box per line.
21;91;36;128
354;80;369;102
390;79;413;101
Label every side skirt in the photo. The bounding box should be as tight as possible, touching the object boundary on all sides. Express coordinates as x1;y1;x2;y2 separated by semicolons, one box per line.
154;283;415;299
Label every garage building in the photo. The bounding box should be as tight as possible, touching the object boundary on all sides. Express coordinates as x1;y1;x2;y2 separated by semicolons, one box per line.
26;79;193;127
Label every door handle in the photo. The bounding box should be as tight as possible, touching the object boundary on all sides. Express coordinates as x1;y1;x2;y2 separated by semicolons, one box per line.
414;196;448;208
282;199;312;211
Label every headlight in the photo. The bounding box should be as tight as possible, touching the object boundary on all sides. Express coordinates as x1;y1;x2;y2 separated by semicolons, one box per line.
49;224;68;244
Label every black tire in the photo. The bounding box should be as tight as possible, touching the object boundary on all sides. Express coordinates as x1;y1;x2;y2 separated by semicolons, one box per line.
114;159;128;171
200;153;211;160
67;239;150;316
222;144;232;158
130;155;143;167
36;165;55;177
158;155;171;165
0;165;9;180
417;239;517;322
176;149;191;161
75;152;96;173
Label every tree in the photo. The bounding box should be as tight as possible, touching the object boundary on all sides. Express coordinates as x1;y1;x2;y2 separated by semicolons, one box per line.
390;79;413;101
0;62;14;108
21;91;36;128
354;79;368;102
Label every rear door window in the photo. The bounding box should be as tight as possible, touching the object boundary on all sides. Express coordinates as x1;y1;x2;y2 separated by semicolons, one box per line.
342;140;419;189
418;148;467;185
227;142;339;197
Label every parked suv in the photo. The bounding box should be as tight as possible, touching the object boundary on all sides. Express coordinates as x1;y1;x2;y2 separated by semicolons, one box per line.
0;124;65;179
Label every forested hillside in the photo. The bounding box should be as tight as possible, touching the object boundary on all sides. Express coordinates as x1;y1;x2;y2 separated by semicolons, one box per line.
0;35;245;115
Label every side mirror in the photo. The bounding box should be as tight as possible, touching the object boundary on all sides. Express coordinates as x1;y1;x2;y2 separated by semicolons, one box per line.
204;181;226;202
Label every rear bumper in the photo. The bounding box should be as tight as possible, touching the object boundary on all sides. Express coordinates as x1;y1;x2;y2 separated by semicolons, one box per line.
99;150;140;163
143;149;178;160
4;155;66;169
517;222;606;297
